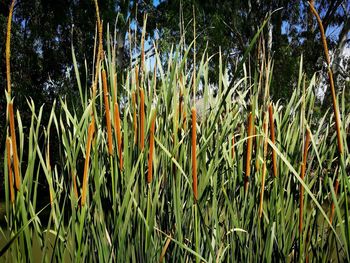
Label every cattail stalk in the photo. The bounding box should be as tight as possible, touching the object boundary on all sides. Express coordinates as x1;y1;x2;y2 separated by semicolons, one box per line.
300;129;311;234
6;1;19;192
179;89;183;125
113;73;117;104
80;0;101;207
132;91;137;145
231;134;235;160
309;1;344;226
114;102;123;169
6;0;15;95
8;103;20;190
255;125;260;171
269;104;278;177
191;107;197;202
6;137;15;203
81;118;95;206
309;3;342;154
140;88;145;150
72;169;78;199
140;15;146;77
102;69;113;155
92;1;103;100
259;113;269;218
147;110;156;184
135;66;140;90
244;112;254;193
179;76;187;130
330;179;339;224
159;236;172;263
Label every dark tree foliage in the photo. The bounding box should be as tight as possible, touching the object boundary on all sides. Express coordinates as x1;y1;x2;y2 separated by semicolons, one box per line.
0;0;349;143
148;0;349;103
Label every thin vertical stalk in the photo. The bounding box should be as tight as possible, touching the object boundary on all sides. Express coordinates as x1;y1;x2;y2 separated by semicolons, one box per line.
179;88;183;126
6;0;15;95
140;14;147;78
102;69;113;155
114;102;123;169
92;0;103;100
72;169;78;199
268;103;277;177
81;118;95;206
309;2;345;233
300;129;311;234
330;178;339;224
191;107;197;202
135;66;139;90
6;137;15;203
231;134;235;160
132;91;138;145
147;110;156;184
255;124;260;171
309;2;343;154
244;112;254;193
113;73;117;104
140;88;145;150
259;112;269;218
192;10;199;257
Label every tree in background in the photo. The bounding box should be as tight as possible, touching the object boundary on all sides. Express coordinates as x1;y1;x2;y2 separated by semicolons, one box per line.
149;0;349;102
1;0;349;126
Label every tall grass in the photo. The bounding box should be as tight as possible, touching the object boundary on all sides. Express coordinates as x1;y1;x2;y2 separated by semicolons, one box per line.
1;1;349;262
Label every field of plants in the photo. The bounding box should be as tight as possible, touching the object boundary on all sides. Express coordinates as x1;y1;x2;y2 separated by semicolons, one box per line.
1;1;349;262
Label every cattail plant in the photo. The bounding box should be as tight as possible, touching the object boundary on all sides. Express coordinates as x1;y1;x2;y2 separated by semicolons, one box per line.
132;91;138;145
6;0;20;191
244;112;254;193
6;137;15;203
147;110;156;184
92;1;103;99
6;0;15;95
309;3;343;155
330;179;339;224
102;69;113;155
300;129;311;234
113;73;117;104
81;118;95;206
8;103;20;190
80;0;103;207
191;107;197;202
1;6;349;260
140;15;147;79
268;103;277;177
140;88;145;150
114;102;123;169
309;2;345;227
259;112;269;218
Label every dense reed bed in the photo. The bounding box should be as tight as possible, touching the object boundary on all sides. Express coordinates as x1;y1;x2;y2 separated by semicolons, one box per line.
1;1;349;262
